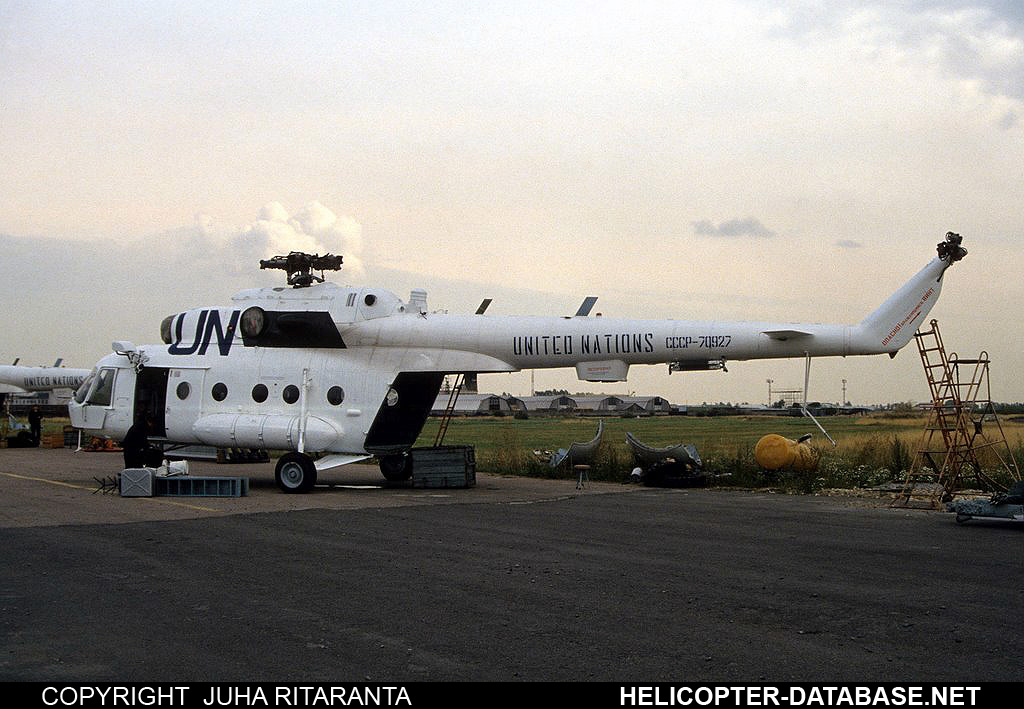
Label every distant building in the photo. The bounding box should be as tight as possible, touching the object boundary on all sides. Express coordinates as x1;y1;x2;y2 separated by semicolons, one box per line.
430;393;520;416
619;396;673;414
516;395;578;412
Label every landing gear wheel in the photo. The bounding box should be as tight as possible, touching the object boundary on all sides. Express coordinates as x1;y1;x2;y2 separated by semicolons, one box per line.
379;454;412;482
275;452;317;493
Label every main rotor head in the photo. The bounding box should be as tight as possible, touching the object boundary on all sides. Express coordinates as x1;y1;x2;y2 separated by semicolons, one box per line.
259;252;343;288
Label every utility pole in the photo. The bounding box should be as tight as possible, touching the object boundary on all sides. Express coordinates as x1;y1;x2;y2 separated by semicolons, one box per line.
842;378;847;406
766;378;773;407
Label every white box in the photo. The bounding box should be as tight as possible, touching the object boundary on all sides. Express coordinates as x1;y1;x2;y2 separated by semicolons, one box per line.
120;468;154;497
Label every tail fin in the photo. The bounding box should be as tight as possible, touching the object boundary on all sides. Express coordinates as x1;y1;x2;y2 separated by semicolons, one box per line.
856;233;966;353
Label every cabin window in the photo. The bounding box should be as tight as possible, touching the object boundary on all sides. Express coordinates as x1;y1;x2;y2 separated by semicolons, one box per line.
364;294;377;306
87;368;116;406
176;382;190;400
283;385;300;404
252;384;268;403
327;386;344;406
211;382;228;401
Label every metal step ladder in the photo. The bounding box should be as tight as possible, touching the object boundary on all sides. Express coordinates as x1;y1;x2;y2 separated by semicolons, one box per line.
893;320;1019;508
433;375;464;446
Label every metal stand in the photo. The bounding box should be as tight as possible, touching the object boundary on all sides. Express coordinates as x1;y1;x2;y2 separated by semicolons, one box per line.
574;464;590;490
893;319;1020;508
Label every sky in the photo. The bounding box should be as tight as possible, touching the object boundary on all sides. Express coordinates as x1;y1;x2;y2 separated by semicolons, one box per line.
1;0;1023;405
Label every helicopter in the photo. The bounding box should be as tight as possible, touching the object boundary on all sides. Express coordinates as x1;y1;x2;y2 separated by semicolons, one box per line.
0;359;90;397
68;233;967;493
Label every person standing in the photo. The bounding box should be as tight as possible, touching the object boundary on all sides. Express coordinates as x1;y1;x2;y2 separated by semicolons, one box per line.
28;406;42;446
121;414;152;469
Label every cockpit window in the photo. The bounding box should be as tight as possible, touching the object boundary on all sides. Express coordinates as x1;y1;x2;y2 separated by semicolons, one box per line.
87;368;116;406
74;370;96;404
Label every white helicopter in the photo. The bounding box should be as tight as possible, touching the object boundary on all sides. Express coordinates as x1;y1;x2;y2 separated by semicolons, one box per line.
68;233;967;493
0;359;91;405
0;359;90;392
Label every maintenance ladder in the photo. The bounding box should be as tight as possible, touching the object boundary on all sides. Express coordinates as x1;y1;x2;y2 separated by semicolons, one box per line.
433;374;464;446
893;319;1019;508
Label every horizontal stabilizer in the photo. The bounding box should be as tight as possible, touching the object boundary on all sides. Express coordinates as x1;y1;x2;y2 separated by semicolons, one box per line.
762;329;813;341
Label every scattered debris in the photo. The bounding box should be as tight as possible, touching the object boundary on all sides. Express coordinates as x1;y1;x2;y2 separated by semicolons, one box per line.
625;432;705;487
549;420;604;468
951;481;1024;523
754;433;818;472
83;437;122;453
93;475;119;494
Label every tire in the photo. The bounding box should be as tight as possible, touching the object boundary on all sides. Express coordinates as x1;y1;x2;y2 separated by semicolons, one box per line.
275;452;317;493
379;454;412;482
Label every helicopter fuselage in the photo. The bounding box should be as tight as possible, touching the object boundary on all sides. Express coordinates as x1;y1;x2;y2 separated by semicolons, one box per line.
66;235;965;491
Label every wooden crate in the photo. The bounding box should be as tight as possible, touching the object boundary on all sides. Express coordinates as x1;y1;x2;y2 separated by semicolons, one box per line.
410;446;476;488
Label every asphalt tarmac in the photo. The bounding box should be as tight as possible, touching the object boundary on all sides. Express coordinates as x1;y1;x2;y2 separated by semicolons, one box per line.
1;447;1021;682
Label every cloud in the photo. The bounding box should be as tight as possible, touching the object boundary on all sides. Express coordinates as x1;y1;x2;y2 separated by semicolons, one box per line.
693;217;775;239
836;239;863;248
766;2;1024;103
236;201;364;275
0;201;367;365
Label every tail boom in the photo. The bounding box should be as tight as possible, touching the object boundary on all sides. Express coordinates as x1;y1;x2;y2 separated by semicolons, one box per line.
853;232;965;354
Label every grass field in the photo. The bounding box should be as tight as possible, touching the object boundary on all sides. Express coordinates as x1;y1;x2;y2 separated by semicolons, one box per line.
416;413;1024;492
9;412;1021;494
417;413;928;454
